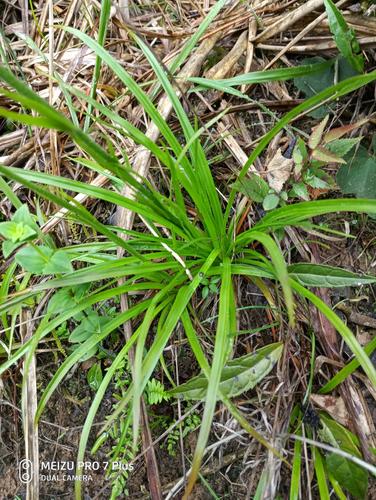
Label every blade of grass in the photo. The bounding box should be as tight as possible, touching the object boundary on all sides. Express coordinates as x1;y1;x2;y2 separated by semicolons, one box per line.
98;250;219;438
289;427;302;500
83;0;111;132
132;273;189;447
64;27;195;180
189;59;334;88
0;176;23;209
0;164;146;259
235;231;294;325
319;335;376;394
168;0;228;75
0;165;195;241
0;69;142;185
0;254;175;316
313;447;330;500
254;198;376;232
184;257;232;498
0;282;161;375
291;279;376;388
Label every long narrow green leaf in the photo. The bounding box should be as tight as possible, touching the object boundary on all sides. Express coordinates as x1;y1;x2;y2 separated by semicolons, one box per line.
0;165;194;241
0;176;22;208
0;85;177;224
140;249;219;389
0;106;62;128
67;84;175;168
290;426;302;500
83;0;111;132
185;257;232;497
98;249;220;436
236;231;294;324
0;282;160;376
313;447;330;500
0;254;176;316
254;198;376;231
189;59;334;88
136;0;228;105
132;273;187;446
327;472;348;500
0;70;141;187
169;0;228;75
169;343;283;399
0;163;151;259
320;335;376;394
64;27;195;178
287;263;376;288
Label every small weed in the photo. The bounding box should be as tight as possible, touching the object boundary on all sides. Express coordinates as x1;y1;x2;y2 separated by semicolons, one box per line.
200;276;221;299
165;412;201;457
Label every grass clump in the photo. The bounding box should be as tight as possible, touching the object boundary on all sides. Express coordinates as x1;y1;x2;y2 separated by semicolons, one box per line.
1;1;376;498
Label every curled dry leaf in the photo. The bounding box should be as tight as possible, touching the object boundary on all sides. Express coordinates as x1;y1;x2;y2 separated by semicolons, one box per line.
310;394;351;428
266;148;294;192
324;117;369;143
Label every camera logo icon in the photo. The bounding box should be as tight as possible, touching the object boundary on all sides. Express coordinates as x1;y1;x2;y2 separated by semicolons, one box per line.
19;459;33;484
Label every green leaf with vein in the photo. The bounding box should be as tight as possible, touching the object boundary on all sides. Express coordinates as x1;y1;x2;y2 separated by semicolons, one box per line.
288;263;376;287
69;311;107;344
16;245;73;275
337;145;376;199
319;414;367;499
0;221;35;242
87;362;103;391
0;204;38;257
325;454;367;500
319;413;360;455
232;174;269;203
169;342;283;400
324;0;364;73
326;138;360;157
293;57;359;119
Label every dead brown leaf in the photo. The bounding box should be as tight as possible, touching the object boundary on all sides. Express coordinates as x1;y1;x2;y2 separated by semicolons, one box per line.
266;148;293;192
310;394;351;428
